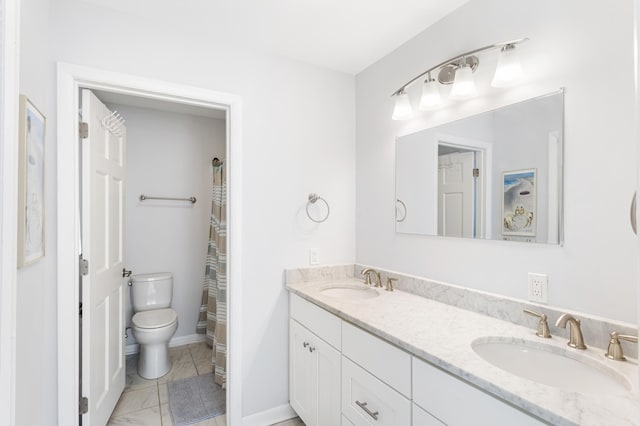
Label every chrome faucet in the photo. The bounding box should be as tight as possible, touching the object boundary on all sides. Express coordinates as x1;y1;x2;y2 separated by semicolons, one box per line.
605;331;638;361
360;268;382;288
555;313;587;349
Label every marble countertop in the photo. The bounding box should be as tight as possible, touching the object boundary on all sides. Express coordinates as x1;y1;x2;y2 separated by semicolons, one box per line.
287;278;640;426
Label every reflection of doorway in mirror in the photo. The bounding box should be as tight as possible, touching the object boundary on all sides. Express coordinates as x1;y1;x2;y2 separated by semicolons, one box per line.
437;138;490;239
438;151;475;237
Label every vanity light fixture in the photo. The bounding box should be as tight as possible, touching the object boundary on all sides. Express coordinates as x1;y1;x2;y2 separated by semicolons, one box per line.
449;59;478;99
391;38;528;120
419;73;443;110
491;44;524;87
392;89;413;120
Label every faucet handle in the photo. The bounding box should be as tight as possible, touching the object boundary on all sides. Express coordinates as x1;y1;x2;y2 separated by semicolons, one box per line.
523;309;552;338
386;277;397;292
605;331;638;361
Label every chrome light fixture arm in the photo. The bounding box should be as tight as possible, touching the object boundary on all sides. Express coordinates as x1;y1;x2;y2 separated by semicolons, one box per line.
390;38;528;97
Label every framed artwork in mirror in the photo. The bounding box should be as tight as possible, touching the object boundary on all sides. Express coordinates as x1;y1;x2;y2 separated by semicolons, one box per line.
502;169;536;237
17;95;46;267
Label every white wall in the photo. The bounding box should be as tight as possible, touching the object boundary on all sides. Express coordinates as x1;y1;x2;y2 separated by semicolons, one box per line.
15;0;356;423
15;0;57;425
107;103;225;346
356;0;638;323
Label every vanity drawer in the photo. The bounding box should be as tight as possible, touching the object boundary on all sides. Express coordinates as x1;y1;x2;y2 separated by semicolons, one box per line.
412;403;445;426
342;321;411;397
342;356;411;426
412;357;544;425
290;293;341;350
342;415;355;425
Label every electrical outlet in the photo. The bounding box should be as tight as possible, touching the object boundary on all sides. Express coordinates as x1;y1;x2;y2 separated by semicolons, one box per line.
528;273;548;303
309;248;320;265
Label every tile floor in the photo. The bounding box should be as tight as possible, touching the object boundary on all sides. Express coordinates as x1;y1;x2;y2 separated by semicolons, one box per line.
107;342;304;426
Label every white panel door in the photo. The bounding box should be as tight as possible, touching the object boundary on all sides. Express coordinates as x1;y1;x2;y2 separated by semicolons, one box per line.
81;89;126;426
438;152;475;238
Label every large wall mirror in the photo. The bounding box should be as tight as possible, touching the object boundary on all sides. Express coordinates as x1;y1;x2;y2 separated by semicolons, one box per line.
395;90;564;244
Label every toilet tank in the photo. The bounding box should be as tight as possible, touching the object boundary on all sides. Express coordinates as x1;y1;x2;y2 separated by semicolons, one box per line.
130;272;173;312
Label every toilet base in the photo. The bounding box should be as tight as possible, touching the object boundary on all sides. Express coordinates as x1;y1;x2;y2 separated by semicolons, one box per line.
138;342;172;379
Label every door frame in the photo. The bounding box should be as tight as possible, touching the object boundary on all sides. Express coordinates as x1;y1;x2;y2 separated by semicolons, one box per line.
0;1;19;425
435;133;493;239
57;62;243;426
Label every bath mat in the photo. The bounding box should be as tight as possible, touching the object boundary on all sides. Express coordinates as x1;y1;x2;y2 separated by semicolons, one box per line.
167;373;225;426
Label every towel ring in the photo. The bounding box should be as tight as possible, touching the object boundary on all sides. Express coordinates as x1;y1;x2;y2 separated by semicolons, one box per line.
396;199;407;222
306;193;330;223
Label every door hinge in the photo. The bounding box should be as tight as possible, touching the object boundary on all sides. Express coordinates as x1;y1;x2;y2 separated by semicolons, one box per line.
80;257;89;276
79;396;88;415
79;122;89;139
473;168;480;178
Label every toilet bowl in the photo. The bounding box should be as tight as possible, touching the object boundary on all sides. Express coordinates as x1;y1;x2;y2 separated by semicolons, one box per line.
129;272;178;379
131;308;178;379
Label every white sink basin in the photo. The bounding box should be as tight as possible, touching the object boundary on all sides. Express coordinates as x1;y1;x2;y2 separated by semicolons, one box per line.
319;284;379;300
472;337;632;395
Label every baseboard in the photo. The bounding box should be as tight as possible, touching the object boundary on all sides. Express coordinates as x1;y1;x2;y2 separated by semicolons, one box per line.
169;333;207;347
242;404;297;426
125;333;208;355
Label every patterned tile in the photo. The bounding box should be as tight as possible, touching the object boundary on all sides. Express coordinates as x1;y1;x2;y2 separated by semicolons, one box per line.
168;346;193;364
188;341;212;361
108;405;162;426
125;370;158;392
194;358;214;375
113;385;160;417
157;359;198;384
160;403;172;426
158;383;168;404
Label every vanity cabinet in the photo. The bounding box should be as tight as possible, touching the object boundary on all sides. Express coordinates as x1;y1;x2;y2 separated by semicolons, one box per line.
412;357;544;425
289;293;545;425
289;295;341;426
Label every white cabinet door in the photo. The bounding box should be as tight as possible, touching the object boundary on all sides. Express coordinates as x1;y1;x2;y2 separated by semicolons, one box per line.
290;319;317;425
290;319;341;426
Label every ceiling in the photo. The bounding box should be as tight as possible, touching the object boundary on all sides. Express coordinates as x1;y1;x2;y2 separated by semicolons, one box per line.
80;0;469;75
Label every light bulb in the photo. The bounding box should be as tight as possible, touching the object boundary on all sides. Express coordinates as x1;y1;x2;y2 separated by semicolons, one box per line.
419;77;442;110
492;44;523;88
392;90;413;120
450;64;477;99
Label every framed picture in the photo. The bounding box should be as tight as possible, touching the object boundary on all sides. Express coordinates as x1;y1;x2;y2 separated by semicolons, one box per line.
17;95;46;267
502;169;536;237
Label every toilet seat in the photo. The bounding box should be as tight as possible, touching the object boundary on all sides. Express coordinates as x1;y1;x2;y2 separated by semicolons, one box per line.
132;308;177;329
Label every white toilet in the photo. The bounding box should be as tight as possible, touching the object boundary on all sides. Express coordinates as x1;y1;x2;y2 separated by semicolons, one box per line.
130;272;179;379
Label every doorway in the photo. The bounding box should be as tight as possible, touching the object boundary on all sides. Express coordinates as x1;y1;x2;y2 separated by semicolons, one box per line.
57;63;243;426
435;134;492;240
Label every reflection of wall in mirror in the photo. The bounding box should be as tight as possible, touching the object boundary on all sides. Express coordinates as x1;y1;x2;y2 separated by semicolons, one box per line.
492;96;562;243
395;132;438;235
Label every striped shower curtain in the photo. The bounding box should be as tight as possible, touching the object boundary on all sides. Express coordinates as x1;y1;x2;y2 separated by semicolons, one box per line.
196;160;227;387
